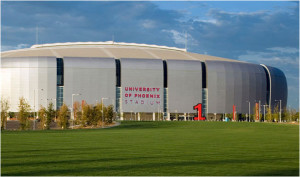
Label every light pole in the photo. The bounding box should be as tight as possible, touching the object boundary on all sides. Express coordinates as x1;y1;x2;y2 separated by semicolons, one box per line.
275;100;282;122
72;93;81;129
262;105;268;122
101;98;108;128
246;101;250;122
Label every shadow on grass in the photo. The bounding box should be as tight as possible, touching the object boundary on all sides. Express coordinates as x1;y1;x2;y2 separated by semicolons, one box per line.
2;156;298;176
2;146;110;154
247;168;299;176
111;121;172;130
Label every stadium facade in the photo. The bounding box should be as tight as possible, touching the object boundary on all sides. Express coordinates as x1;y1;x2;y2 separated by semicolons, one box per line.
1;42;287;120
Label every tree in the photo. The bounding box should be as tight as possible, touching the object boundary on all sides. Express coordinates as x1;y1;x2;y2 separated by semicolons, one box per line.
85;104;96;126
241;114;247;121
57;103;69;129
94;102;106;126
293;111;299;121
88;106;98;126
282;108;290;122
273;104;279;122
81;103;90;127
38;106;47;130
266;107;272;122
45;102;55;129
1;98;10;130
73;101;81;125
18;97;31;130
105;105;114;124
251;105;258;122
95;103;103;126
227;113;233;120
8;112;15;119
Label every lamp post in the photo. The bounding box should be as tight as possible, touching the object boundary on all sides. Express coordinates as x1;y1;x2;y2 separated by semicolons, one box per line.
72;93;81;129
101;98;108;128
246;101;250;122
275;99;282;122
262;105;268;122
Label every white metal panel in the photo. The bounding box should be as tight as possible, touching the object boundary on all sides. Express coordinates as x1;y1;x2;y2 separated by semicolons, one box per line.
121;58;163;113
167;60;202;113
1;57;56;112
63;57;116;109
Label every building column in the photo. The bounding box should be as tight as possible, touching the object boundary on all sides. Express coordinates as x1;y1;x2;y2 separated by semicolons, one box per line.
153;112;155;121
138;112;140;121
184;113;187;121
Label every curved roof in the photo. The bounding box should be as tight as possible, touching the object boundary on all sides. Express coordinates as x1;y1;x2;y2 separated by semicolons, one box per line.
1;41;244;62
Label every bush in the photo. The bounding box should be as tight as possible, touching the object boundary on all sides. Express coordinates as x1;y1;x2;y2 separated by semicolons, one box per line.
38;106;47;130
18;97;31;130
95;103;103;126
45;103;55;129
8;112;15;118
266;107;272;122
1;98;10;130
57;103;69;129
105;105;114;124
73;101;81;125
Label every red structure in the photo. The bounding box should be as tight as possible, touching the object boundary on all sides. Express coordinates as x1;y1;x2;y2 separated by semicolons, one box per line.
193;103;206;120
255;103;259;121
233;105;236;121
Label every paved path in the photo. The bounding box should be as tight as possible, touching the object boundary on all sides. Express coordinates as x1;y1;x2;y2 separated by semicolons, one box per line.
103;121;121;128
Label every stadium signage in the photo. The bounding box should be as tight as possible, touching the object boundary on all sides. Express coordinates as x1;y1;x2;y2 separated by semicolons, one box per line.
123;86;161;106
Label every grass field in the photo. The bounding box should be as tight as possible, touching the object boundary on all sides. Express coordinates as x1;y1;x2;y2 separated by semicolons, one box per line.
1;121;299;176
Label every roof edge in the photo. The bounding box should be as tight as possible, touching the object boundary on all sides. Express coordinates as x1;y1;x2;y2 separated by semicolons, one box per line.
30;41;187;52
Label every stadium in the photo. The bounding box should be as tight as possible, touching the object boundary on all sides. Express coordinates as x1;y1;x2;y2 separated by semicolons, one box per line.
1;41;287;121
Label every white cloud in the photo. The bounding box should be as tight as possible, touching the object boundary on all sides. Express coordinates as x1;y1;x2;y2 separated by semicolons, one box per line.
1;44;30;52
141;20;156;29
238;50;299;65
267;47;299;54
193;18;220;25
162;29;198;48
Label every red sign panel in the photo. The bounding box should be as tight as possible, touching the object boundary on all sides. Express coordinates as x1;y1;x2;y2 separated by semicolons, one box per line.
233;105;236;121
193;103;206;120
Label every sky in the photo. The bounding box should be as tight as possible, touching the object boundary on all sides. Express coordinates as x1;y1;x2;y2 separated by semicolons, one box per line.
1;1;299;110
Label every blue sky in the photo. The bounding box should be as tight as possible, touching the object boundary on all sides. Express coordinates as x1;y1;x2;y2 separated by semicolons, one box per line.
1;1;299;110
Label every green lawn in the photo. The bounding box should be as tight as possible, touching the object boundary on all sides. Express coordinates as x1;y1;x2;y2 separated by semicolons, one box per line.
1;121;299;176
